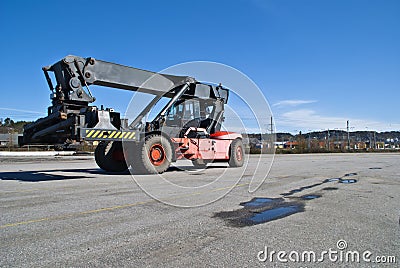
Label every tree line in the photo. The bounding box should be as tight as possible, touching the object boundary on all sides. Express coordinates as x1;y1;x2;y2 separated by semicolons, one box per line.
0;118;32;134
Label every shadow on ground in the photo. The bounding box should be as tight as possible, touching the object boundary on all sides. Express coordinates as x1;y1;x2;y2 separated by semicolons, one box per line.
0;170;93;182
0;164;230;182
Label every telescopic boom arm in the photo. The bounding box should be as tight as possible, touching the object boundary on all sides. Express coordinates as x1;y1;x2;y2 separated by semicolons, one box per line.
43;55;195;104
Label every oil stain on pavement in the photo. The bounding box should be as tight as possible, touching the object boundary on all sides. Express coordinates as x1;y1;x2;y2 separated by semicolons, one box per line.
214;173;359;227
214;197;305;227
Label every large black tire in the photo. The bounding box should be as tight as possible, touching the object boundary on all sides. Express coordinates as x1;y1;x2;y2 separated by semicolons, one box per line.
228;139;244;167
95;141;128;172
131;134;172;174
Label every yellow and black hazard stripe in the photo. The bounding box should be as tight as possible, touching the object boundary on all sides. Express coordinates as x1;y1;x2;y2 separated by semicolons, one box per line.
84;129;137;140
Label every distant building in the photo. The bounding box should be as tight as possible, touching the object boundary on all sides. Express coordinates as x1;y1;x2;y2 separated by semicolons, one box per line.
0;133;21;147
284;141;298;149
248;138;261;147
274;142;286;149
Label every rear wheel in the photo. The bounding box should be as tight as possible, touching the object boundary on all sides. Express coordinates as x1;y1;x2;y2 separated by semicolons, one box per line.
228;139;244;167
95;141;128;172
132;134;172;174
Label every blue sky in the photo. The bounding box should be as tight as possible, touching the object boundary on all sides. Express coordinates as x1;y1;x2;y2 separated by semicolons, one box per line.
0;0;399;133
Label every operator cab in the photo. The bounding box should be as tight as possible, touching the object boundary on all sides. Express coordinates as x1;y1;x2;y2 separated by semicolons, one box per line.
131;82;228;138
161;83;227;138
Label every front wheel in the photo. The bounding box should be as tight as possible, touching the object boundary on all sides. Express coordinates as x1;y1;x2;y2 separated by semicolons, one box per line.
228;139;244;167
131;134;172;174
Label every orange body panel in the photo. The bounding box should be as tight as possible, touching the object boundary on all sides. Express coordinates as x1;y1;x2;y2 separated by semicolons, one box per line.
171;137;233;161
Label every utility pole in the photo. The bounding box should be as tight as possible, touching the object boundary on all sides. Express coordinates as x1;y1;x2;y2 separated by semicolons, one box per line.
373;131;376;150
327;129;330;151
8;127;13;151
270;116;273;134
369;132;372;149
365;127;370;149
266;116;274;152
291;130;297;150
347;120;350;150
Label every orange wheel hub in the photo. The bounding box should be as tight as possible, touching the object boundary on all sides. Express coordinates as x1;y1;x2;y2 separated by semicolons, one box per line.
149;144;165;166
236;146;243;161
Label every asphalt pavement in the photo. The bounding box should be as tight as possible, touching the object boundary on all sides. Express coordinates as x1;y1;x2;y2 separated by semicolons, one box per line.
0;153;399;267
